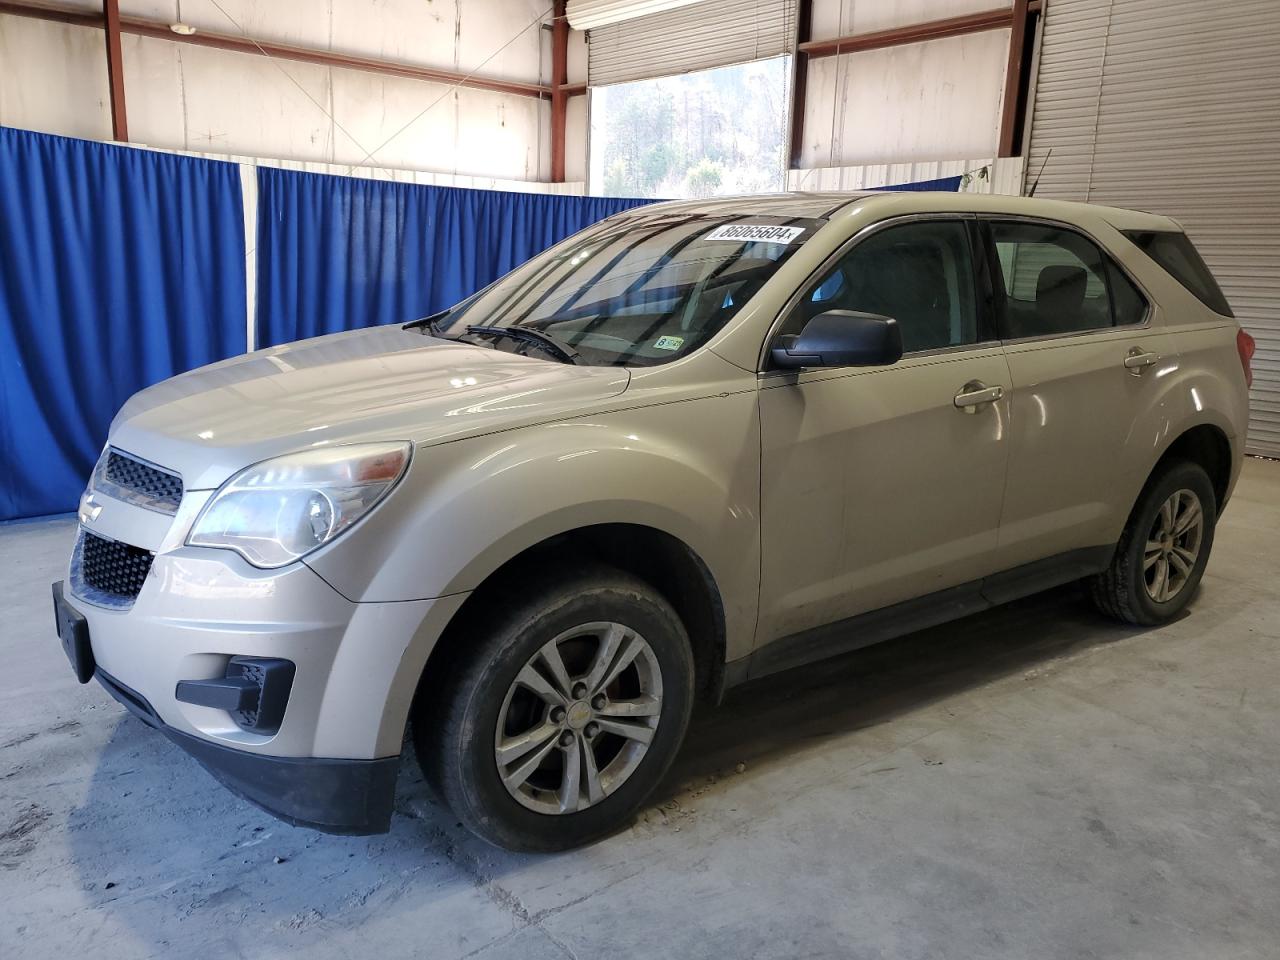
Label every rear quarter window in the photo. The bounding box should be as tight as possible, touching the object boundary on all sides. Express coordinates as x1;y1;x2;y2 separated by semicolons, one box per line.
988;221;1147;338
1124;231;1233;317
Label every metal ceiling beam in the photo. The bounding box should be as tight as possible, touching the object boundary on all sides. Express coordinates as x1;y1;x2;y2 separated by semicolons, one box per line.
122;18;553;99
798;6;1015;60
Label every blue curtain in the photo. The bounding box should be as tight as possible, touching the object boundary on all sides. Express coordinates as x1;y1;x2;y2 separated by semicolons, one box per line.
0;127;246;521
255;168;652;347
872;175;964;192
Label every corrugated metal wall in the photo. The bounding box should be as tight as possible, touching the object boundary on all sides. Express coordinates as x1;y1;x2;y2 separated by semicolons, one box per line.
1026;0;1280;455
587;0;798;86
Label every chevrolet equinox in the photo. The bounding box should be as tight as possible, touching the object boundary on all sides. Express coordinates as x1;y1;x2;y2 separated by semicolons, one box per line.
53;192;1254;851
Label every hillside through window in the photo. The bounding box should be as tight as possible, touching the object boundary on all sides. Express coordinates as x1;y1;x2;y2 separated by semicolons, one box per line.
589;56;791;200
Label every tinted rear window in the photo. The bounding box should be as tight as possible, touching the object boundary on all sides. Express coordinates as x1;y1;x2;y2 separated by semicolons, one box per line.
1125;231;1233;317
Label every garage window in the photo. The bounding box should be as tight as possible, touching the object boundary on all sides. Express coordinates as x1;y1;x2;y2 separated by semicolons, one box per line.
589;56;791;199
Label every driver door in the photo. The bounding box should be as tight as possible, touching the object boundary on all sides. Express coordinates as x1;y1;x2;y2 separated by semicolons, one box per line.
756;217;1012;652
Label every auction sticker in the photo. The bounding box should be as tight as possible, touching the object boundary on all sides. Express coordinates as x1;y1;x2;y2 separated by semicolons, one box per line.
703;224;807;244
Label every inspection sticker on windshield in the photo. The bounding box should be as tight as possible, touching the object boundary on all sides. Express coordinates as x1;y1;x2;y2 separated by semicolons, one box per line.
653;335;684;351
703;224;807;244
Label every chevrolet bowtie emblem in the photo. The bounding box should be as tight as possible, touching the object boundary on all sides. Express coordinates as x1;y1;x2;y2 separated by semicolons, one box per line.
78;493;103;525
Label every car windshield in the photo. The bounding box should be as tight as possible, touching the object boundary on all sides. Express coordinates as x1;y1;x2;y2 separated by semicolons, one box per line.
425;211;825;366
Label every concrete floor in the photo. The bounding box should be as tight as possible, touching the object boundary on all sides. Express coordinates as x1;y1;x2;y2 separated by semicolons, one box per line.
2;458;1278;959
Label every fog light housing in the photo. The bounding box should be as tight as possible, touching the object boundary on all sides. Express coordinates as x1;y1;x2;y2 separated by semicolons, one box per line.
175;657;296;735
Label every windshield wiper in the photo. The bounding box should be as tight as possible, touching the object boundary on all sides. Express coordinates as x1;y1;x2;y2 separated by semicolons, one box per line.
465;324;581;365
404;310;453;338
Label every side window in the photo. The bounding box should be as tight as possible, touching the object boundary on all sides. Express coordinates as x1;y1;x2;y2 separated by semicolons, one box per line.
790;220;980;353
989;221;1148;338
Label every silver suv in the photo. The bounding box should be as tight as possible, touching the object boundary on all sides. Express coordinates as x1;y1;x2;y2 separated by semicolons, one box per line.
52;192;1253;851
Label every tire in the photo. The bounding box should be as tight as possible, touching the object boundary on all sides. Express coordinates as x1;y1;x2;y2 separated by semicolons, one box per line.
415;566;695;852
1090;459;1217;625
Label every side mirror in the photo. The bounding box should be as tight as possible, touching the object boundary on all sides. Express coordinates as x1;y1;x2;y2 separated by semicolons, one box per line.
770;310;904;370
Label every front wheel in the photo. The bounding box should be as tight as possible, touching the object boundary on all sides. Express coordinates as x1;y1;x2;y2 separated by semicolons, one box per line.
415;567;694;852
1090;459;1218;625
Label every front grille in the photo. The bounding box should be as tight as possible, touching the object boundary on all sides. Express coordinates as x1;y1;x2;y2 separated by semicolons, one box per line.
100;449;183;514
80;531;154;603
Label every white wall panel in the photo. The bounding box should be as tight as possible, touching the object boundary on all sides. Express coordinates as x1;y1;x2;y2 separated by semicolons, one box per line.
118;34;188;152
121;0;545;83
451;0;548;80
144;38;336;162
788;155;1024;193
449;90;547;181
0;15;111;141
126;0;545;81
331;0;473;69
811;0;1010;40
0;2;556;183
565;95;589;183
114;0;171;18
800;29;1009;167
142;0;331;49
328;69;467;173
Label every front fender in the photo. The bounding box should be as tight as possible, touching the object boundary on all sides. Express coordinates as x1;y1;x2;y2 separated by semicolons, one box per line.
306;392;762;654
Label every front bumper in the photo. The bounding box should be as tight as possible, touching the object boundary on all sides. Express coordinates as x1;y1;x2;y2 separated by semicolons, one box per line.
94;665;399;835
65;542;446;758
54;532;467;834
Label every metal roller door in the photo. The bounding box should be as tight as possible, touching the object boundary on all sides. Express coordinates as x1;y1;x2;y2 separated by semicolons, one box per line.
586;0;798;87
1026;0;1280;455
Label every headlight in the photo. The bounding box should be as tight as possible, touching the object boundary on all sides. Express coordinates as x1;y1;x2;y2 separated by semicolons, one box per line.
187;442;411;568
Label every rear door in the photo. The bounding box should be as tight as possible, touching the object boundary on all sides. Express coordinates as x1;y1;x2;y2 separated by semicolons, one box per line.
756;217;1011;647
982;219;1178;572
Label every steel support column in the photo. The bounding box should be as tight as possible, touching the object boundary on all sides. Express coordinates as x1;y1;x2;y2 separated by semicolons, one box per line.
998;0;1031;157
550;0;569;182
102;0;127;140
787;0;813;171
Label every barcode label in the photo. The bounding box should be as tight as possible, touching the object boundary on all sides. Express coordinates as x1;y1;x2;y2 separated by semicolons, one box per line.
703;224;807;244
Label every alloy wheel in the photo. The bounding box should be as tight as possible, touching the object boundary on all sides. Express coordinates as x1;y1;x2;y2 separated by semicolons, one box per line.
1144;488;1204;603
493;621;663;815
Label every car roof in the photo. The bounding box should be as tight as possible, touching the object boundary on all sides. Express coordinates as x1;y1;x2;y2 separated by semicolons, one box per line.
628;191;1181;233
626;192;877;220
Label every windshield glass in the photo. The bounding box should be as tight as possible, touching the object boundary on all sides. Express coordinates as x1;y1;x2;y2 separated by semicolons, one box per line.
428;211;825;366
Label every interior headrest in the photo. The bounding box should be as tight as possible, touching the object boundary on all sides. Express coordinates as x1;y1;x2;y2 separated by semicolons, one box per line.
1037;265;1088;311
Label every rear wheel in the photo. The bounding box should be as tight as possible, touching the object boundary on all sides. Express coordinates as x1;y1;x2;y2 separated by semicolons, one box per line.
1090;459;1217;625
415;567;694;852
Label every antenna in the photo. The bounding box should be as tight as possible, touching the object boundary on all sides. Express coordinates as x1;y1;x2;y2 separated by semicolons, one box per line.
1027;148;1052;197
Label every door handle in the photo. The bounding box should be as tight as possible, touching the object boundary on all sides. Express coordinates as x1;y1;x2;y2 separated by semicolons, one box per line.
1124;348;1160;375
954;380;1004;413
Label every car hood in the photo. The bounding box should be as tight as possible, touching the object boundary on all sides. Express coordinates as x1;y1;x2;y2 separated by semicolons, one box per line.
109;324;631;490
